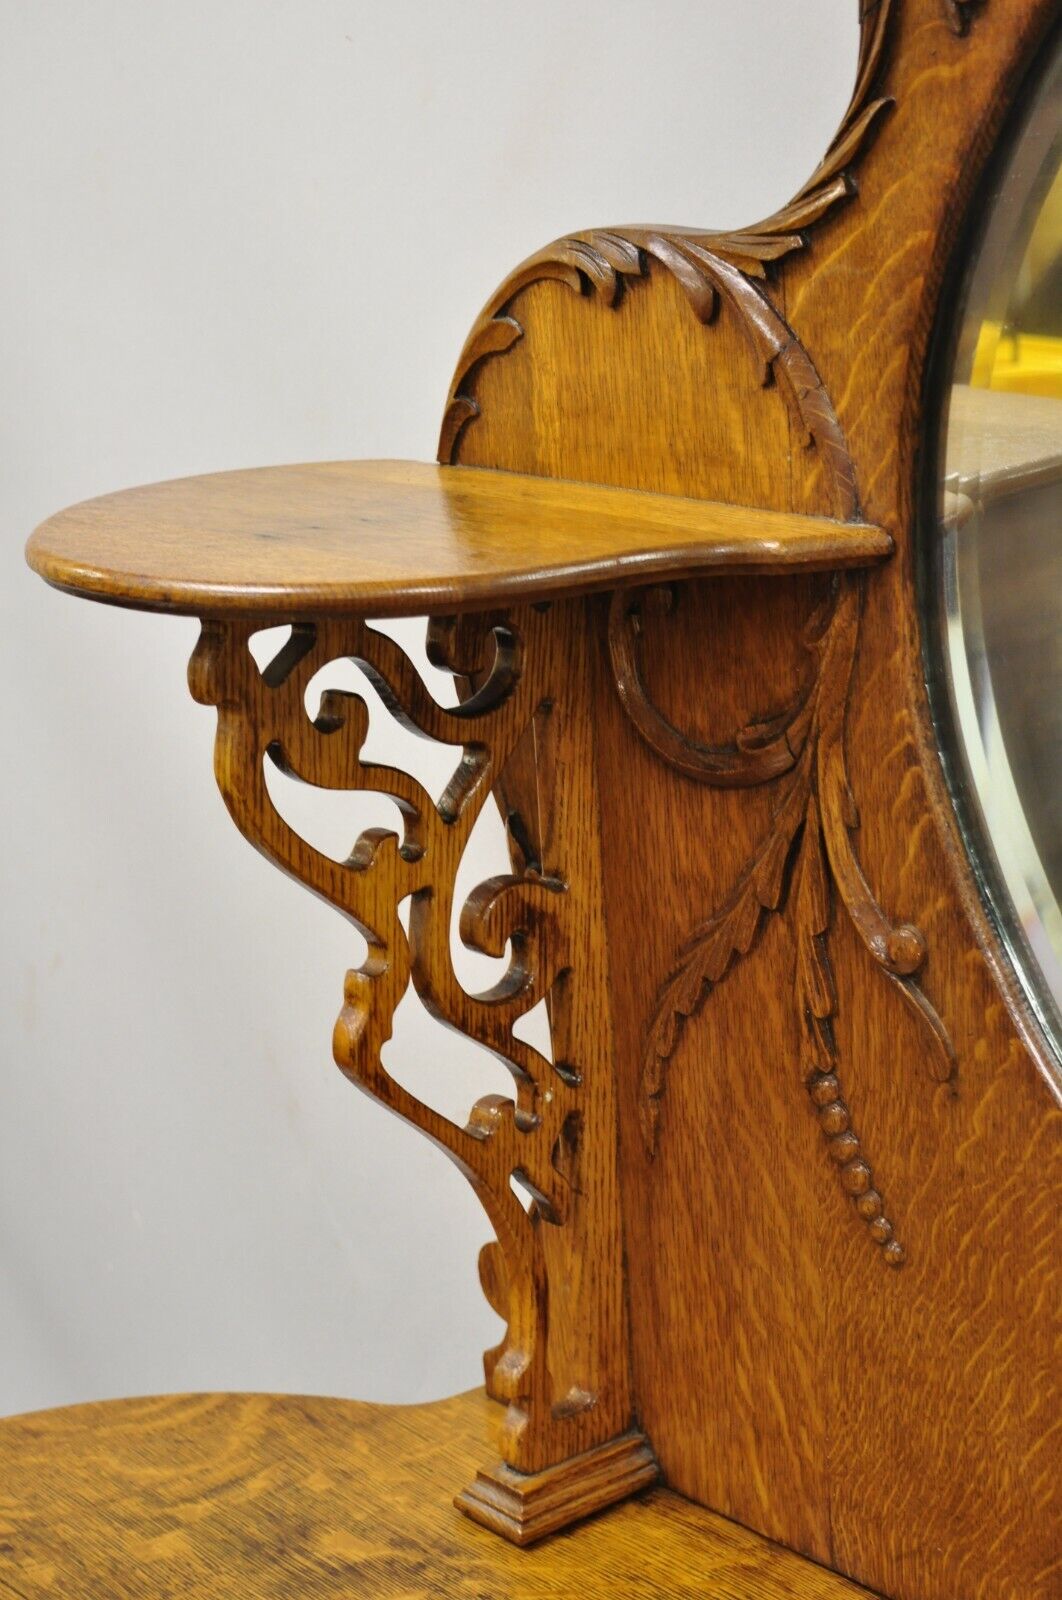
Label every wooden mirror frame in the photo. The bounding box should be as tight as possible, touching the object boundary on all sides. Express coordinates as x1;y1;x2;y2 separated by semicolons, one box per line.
23;4;1060;1597
428;7;1060;1590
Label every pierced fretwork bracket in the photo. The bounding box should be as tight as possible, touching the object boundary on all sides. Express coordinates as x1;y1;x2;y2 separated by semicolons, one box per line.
188;599;652;1542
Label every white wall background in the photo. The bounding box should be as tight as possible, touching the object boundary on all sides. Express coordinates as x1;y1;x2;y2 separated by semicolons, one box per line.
0;1;856;1418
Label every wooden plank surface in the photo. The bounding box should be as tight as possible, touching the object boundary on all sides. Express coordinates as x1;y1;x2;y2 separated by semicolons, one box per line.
0;1387;880;1599
25;459;890;618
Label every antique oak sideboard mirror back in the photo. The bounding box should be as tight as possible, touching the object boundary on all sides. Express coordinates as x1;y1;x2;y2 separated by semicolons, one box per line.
10;3;1060;1598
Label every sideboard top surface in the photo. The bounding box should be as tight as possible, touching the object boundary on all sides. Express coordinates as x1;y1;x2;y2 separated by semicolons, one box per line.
26;458;890;619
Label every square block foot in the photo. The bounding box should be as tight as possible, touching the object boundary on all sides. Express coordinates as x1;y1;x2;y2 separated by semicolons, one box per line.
455;1429;659;1546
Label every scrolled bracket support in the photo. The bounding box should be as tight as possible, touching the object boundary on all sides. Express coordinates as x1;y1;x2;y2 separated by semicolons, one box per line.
187;602;653;1543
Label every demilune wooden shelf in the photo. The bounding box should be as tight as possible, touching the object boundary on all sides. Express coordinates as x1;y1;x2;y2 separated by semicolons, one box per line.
26;458;891;618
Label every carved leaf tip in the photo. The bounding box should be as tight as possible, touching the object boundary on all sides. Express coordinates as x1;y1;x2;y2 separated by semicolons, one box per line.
889;973;958;1083
639;801;806;1150
638;1083;661;1161
633;573;957;1261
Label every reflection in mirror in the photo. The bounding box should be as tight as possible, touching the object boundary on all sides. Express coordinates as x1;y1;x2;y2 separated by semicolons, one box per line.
933;38;1062;1052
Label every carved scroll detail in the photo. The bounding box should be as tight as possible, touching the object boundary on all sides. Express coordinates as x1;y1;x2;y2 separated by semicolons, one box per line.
627;575;956;1264
189;609;626;1474
441;230;860;518
440;2;897;475
608;583;818;789
441;1;984;469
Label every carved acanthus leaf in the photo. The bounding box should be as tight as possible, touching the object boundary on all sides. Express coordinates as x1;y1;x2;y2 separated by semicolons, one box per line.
640;763;808;1155
440;1;898;480
634;576;955;1264
441;224;860;520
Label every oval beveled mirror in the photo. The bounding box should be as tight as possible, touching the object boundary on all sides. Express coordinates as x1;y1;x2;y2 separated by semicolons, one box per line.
929;34;1062;1059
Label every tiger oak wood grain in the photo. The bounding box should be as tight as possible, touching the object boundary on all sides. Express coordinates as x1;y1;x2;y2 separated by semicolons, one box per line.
455;1426;660;1545
25;458;888;618
186;598;637;1512
19;0;1061;1594
442;3;1061;1598
0;1389;882;1599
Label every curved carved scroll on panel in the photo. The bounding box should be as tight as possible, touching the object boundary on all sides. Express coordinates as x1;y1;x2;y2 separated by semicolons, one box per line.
439;0;987;484
614;574;956;1265
440;2;898;483
607;583;816;789
188;608;626;1474
440;227;861;519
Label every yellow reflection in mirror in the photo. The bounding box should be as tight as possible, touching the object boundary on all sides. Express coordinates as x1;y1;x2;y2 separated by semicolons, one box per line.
972;164;1062;397
937;53;1062;1046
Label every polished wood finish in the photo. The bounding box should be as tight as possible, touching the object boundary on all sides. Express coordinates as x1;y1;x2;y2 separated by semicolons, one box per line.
20;0;1061;1594
619;570;956;1269
25;459;889;618
0;1389;879;1599
455;1427;659;1546
187;600;640;1494
440;2;1061;1597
